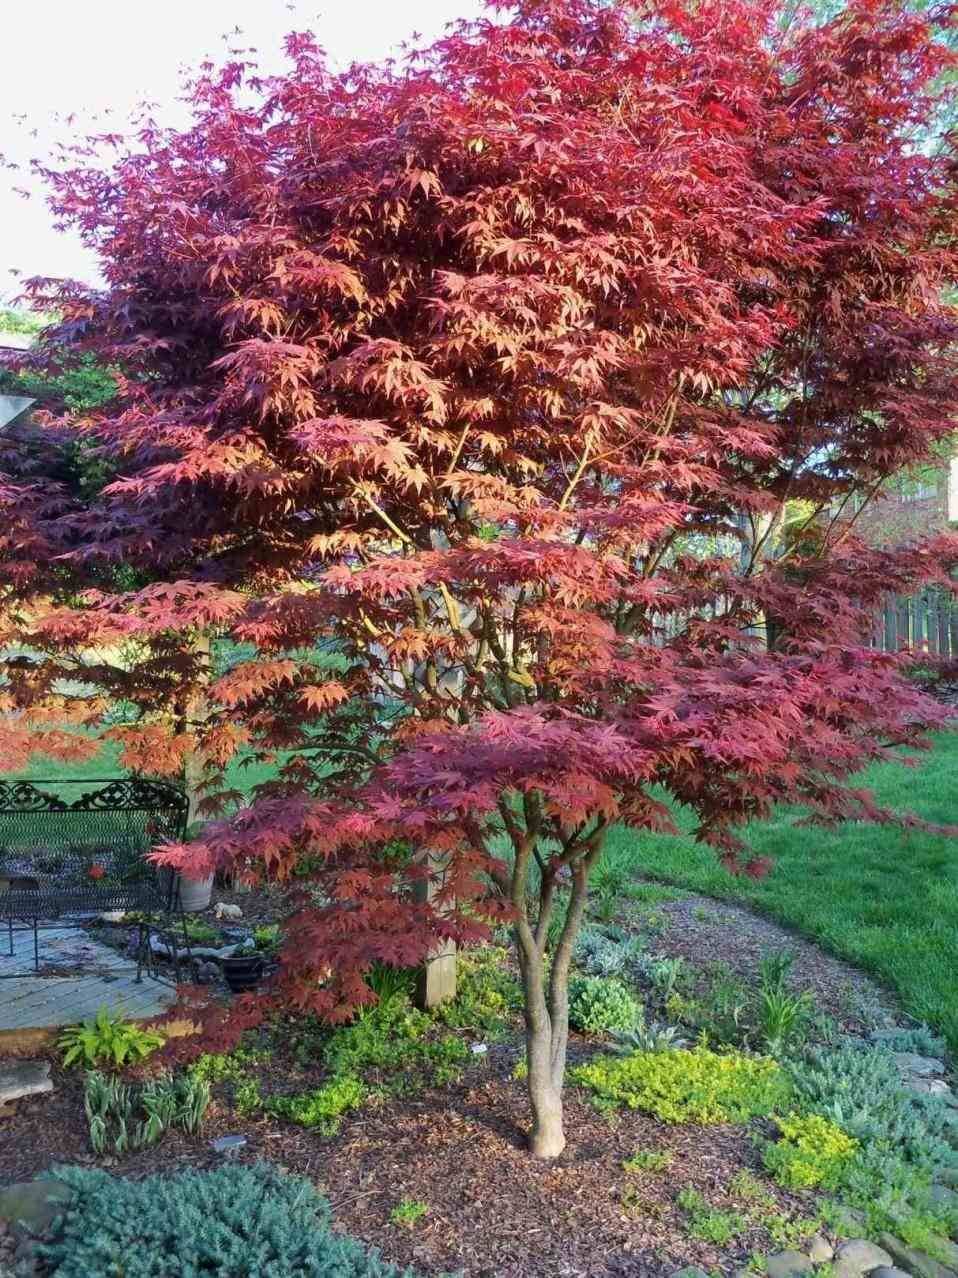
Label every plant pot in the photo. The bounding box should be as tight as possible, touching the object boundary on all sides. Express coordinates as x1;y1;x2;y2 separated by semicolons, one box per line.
176;873;214;913
222;954;265;994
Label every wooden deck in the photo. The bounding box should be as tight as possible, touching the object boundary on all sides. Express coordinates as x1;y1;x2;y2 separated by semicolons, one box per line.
0;922;174;1047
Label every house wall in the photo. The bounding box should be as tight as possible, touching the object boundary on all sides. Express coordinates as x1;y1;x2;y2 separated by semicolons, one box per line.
853;456;957;547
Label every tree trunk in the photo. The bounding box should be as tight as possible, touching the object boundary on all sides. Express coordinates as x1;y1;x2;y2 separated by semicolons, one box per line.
527;1010;566;1157
510;824;606;1159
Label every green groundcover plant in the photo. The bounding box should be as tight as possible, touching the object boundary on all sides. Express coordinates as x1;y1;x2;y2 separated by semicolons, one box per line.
571;1045;790;1123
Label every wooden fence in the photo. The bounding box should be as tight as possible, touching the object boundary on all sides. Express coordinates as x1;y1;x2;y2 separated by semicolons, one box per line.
869;590;958;659
646;590;957;659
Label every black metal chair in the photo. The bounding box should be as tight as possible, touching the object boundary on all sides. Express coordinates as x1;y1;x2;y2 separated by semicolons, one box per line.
0;777;189;980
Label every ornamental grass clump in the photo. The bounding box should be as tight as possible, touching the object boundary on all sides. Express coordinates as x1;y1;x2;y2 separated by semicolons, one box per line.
571;1045;790;1123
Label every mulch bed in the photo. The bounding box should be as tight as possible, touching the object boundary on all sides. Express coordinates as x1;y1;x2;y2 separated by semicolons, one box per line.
646;893;900;1034
1;1052;813;1278
0;894;896;1276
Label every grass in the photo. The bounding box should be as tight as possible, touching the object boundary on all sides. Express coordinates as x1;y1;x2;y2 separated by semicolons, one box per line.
602;732;958;1052
11;737;283;799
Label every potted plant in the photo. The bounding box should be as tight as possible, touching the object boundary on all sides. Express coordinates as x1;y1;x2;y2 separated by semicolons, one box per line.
172;822;214;913
221;938;265;993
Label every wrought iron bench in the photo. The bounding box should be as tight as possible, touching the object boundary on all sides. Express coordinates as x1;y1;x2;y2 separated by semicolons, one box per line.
0;777;189;979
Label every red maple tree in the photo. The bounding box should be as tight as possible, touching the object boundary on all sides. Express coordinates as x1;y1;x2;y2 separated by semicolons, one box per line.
4;0;958;1155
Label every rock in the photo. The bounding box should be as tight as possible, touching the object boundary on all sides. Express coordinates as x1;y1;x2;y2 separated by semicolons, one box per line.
870;1269;914;1278
893;1054;946;1078
766;1251;816;1278
833;1240;895;1276
879;1234;958;1278
937;1169;958;1189
210;1135;247;1154
0;1062;52;1107
194;961;220;984
214;902;243;920
809;1235;835;1264
907;1078;955;1101
0;1182;74;1240
149;935;237;961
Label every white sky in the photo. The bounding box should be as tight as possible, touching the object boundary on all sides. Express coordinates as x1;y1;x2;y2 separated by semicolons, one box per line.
1;0;486;302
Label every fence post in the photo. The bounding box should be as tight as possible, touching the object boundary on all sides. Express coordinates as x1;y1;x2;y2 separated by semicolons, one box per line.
414;853;457;1009
884;597;897;652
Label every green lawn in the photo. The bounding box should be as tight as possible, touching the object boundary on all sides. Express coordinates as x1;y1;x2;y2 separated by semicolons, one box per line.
601;732;958;1051
10;737;286;801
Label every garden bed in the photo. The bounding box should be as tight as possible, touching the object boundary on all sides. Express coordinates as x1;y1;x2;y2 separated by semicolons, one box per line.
4;894;952;1278
0;1055;821;1278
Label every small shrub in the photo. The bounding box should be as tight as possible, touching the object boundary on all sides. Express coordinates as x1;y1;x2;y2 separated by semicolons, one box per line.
677;1187;747;1244
266;1075;366;1134
180;917;223;946
664;966;753;1049
389;1199;429;1229
189;1049;268;1115
60;1008;164;1069
623;1148;674;1173
763;1113;858;1189
253;923;282;954
568;976;641;1035
570;1045;790;1123
38;1163;420;1277
648;956;688;1002
325;995;469;1085
575;927;647;980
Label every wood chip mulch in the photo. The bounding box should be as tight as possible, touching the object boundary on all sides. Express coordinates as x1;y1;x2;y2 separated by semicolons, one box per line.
0;1055;814;1278
644;894;900;1034
0;894;889;1277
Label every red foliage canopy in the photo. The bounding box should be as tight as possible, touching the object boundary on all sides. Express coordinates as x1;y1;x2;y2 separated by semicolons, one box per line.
4;0;958;1028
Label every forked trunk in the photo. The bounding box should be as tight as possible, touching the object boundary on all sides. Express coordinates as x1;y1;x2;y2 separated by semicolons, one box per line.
510;827;605;1159
518;865;588;1158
